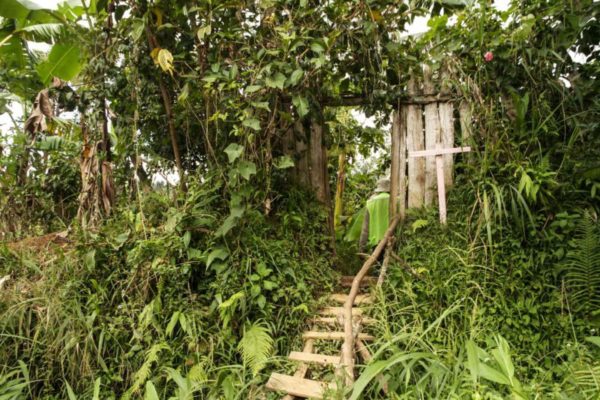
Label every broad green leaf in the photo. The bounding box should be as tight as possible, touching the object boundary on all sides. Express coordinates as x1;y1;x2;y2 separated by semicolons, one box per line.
310;41;325;53
350;352;433;400
265;72;286;90
465;340;479;384
144;381;160;400
177;83;189;103
251;101;270;111
224;143;244;163
478;364;510;385
65;381;78;400
36;43;83;84
215;213;241;237
288;69;304;86
245;85;262;93
491;335;514;381
182;231;191;248
242;118;261;131
84;250;95;270
585;336;600;348
196;25;211;40
0;0;30;19
238;160;256;180
292;95;309;117
207;247;229;267
92;378;101;400
274;155;294;169
130;18;145;41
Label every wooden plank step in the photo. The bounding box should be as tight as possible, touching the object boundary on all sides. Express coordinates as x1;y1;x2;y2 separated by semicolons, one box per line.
318;307;363;316
329;293;373;304
341;275;377;287
266;373;331;399
302;331;375;341
289;351;341;365
311;316;377;325
282;339;314;400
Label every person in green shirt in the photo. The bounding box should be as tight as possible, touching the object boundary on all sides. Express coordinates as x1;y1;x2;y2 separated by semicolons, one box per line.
358;177;390;251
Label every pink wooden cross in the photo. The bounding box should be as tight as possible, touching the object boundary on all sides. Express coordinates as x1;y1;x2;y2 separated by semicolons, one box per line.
408;145;471;224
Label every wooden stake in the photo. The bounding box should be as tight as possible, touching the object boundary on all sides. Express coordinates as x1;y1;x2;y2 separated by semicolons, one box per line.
435;152;447;224
409;146;471;224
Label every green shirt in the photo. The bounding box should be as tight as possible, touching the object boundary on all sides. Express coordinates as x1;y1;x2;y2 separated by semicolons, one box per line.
344;192;390;247
365;192;390;246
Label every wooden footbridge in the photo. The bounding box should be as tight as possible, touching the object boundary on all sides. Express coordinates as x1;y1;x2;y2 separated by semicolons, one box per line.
266;219;399;399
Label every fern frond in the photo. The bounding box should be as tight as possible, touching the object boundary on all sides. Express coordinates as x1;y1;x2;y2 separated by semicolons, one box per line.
570;365;600;398
237;321;273;376
563;213;600;316
123;343;170;399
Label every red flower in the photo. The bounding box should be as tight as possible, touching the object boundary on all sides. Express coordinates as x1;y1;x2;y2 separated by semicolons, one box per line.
484;51;494;62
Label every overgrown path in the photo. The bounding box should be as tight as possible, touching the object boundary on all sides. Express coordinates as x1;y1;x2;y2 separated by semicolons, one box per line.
265;275;385;399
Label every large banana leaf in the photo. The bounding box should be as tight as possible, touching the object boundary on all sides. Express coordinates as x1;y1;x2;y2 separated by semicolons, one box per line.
36;43;83;84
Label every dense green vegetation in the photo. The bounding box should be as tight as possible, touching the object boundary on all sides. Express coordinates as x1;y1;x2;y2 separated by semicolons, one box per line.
1;0;599;399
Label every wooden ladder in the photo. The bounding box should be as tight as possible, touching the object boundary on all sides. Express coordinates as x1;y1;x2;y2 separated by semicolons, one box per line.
265;275;381;399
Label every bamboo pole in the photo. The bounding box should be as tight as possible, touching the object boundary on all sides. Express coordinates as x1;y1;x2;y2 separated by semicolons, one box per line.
341;216;399;384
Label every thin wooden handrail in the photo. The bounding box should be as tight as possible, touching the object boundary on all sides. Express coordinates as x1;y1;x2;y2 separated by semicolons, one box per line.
341;216;400;385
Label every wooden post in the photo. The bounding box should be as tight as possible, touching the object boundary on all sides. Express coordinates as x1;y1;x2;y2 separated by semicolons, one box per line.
389;108;401;219
435;146;447;224
408;146;471;224
398;105;407;220
438;67;454;188
406;77;425;208
423;64;439;206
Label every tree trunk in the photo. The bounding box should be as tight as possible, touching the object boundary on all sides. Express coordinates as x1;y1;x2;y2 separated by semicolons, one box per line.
294;120;310;186
145;27;187;192
309;120;328;203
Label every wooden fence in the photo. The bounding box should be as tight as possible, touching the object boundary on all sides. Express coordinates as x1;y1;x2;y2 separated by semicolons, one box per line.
390;65;472;219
